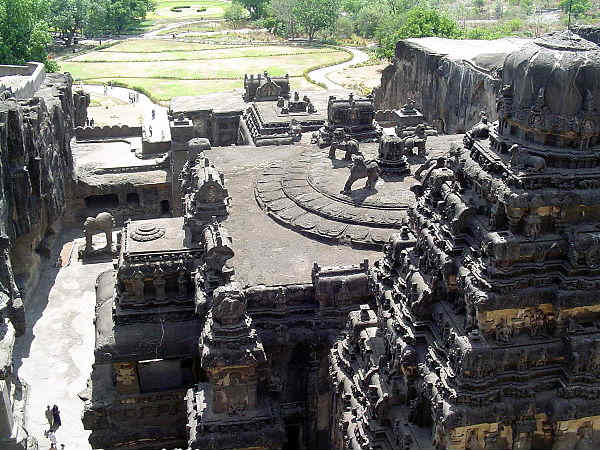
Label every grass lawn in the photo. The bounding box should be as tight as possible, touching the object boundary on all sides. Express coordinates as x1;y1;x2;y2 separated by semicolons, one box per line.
63;51;349;80
145;0;228;26
65;40;347;101
156;21;223;35
102;39;226;53
72;45;342;62
86;78;242;101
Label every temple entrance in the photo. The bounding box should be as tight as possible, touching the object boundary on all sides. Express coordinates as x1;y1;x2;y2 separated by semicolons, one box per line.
283;424;301;450
160;200;170;214
85;194;119;209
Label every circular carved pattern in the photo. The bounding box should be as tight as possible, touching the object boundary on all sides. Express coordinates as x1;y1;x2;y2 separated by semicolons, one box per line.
254;146;429;249
129;224;166;242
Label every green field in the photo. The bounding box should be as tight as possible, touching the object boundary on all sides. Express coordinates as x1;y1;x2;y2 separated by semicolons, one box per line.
61;40;350;101
145;0;229;27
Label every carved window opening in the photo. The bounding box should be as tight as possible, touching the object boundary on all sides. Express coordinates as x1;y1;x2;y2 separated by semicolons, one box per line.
284;425;302;450
138;359;183;393
161;200;170;214
143;280;156;299
126;192;140;206
85;194;119;209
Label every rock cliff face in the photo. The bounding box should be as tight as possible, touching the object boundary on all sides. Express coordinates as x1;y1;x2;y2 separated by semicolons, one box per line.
572;25;600;45
1;73;75;298
0;72;75;448
374;37;527;133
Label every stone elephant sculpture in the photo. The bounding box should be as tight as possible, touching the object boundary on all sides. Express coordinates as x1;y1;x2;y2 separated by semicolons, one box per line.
510;144;546;172
342;155;379;194
84;212;116;253
329;138;360;160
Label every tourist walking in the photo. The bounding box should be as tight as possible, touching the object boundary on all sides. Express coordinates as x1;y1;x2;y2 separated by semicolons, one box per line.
44;405;53;434
51;405;61;431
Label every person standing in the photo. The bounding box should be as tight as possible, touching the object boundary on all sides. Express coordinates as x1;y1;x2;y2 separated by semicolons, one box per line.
44;405;54;435
51;405;61;431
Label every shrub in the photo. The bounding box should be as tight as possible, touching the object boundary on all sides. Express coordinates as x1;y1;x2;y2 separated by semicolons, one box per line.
224;3;250;26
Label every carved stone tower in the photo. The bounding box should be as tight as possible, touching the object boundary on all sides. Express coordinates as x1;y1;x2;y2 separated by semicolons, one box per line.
187;282;285;449
330;31;600;450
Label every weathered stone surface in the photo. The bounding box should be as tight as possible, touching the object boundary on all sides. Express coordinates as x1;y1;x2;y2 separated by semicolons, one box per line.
374;37;527;133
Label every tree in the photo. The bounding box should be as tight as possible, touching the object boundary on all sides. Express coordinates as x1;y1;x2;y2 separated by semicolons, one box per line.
355;3;387;38
224;3;250;26
559;0;591;16
49;0;89;46
269;0;297;37
84;0;155;36
235;0;268;19
472;0;485;15
0;0;53;66
293;0;340;41
375;7;460;59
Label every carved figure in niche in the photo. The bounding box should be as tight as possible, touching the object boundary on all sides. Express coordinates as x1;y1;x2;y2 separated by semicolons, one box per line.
530;308;546;337
571;352;583;374
496;318;512;343
84;212;115;254
575;422;594;450
517;349;528;371
510;144;546;172
568;231;580;266
589;341;600;372
289;118;301;142
465;430;481;450
341;154;379;194
469;111;491;140
329;128;360;160
212;283;246;326
401;98;417;114
132;271;144;300
177;271;188;298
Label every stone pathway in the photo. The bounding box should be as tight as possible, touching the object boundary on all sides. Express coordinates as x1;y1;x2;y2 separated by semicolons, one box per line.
13;231;113;450
308;47;370;91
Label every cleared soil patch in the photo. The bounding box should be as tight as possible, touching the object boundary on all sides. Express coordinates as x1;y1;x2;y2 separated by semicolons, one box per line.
326;64;387;94
87;93;145;126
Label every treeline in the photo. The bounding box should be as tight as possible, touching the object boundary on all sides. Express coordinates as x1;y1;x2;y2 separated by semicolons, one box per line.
227;0;461;58
0;0;154;68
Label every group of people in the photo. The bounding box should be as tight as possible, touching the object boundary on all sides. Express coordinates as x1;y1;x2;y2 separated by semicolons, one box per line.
45;404;62;449
128;91;140;103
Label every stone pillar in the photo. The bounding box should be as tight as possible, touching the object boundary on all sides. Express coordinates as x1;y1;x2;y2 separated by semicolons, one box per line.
169;116;195;216
0;380;13;438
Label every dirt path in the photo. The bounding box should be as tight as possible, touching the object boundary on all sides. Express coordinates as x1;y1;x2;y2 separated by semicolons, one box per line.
308;47;370;91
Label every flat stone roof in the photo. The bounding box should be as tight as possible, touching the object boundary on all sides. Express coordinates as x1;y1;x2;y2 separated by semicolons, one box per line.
125;216;188;254
170;89;349;116
72;137;170;185
171;91;247;115
405;36;529;68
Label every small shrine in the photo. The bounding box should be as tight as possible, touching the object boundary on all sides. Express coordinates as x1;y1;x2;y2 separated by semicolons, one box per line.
243;71;290;102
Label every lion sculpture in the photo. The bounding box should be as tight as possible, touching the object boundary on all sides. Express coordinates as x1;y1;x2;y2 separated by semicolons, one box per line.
342;154;379;194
